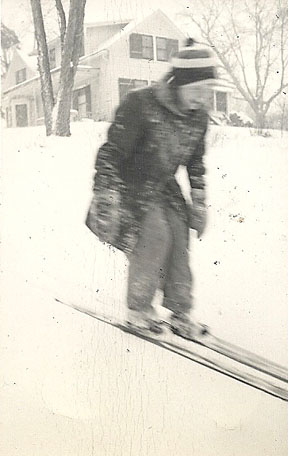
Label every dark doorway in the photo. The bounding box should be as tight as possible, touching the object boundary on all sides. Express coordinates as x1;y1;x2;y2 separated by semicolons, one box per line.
15;104;28;127
216;92;228;114
72;85;92;119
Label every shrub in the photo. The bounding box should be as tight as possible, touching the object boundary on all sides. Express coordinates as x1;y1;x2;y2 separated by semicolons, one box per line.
229;111;254;127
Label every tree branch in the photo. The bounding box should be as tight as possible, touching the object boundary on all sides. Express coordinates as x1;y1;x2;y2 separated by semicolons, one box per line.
264;83;288;113
55;0;66;53
181;0;288;124
220;22;255;100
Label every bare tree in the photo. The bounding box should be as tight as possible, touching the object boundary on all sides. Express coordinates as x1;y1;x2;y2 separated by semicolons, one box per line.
179;0;288;130
30;0;55;135
52;0;86;135
273;92;288;135
30;0;86;136
1;23;20;75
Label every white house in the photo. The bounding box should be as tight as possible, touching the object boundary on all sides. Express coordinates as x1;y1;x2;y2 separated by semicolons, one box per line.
2;9;233;128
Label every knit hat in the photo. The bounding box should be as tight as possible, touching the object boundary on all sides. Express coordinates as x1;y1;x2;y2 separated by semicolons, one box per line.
169;38;217;86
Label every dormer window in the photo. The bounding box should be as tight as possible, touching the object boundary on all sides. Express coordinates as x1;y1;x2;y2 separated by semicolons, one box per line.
16;68;27;84
156;37;178;61
129;33;154;60
49;48;56;69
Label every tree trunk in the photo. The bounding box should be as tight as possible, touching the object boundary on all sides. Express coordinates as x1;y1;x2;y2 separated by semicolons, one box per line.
254;111;266;133
30;0;54;136
52;0;86;136
52;73;74;136
279;100;286;137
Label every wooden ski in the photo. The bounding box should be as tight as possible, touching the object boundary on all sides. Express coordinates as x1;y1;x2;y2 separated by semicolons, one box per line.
55;298;288;402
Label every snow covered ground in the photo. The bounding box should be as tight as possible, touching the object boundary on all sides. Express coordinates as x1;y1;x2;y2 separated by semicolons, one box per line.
1;121;288;455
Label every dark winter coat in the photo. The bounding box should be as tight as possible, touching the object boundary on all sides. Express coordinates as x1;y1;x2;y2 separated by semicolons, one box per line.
87;79;208;253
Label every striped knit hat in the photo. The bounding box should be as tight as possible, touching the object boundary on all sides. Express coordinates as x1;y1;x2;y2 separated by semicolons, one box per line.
169;38;217;86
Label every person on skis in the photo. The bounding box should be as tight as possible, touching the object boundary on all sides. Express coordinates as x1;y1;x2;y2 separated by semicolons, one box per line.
86;38;218;339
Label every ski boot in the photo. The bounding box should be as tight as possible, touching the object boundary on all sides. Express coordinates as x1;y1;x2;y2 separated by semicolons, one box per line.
126;308;164;335
169;312;209;341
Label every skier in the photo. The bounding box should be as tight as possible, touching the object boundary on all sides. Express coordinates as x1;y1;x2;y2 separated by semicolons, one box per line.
86;38;218;338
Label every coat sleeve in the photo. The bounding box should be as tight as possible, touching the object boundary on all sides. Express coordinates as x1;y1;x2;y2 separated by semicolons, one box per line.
94;91;145;188
187;127;207;192
186;125;208;235
186;119;208;209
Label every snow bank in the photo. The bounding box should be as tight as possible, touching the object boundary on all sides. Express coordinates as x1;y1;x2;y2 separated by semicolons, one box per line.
1;121;288;456
2;121;288;360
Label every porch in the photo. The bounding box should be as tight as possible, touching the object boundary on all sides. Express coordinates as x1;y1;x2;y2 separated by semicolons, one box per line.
2;65;99;127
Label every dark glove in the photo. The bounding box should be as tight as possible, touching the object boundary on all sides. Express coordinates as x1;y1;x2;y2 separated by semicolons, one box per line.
188;188;207;238
86;187;121;245
189;205;207;238
96;188;121;242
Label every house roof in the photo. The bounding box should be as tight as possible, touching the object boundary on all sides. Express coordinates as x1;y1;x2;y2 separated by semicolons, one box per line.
46;35;61;47
84;19;131;28
1;48;39;94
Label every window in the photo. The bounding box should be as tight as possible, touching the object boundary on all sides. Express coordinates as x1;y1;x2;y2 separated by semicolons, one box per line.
119;78;148;101
49;48;56;69
129;33;153;60
216;91;228;113
15;68;27;84
156;37;178;61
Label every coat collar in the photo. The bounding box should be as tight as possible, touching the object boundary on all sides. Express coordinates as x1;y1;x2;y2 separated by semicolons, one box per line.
153;78;187;117
153;76;208;121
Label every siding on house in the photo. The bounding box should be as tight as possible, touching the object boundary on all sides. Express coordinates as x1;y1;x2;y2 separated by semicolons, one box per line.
2;51;37;92
84;22;129;56
103;13;185;119
71;11;186;122
47;32;86;71
2;50;39;128
78;54;113;121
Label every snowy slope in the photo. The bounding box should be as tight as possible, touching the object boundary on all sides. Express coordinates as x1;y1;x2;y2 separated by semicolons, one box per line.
1;121;288;456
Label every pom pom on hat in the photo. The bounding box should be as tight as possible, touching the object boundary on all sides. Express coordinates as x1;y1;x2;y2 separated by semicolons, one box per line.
185;37;197;47
170;38;217;86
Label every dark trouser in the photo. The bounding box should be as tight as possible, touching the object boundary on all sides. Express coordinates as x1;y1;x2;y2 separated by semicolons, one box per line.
127;202;192;315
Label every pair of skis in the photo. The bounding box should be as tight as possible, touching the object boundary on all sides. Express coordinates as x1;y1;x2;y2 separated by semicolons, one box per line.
55;298;288;402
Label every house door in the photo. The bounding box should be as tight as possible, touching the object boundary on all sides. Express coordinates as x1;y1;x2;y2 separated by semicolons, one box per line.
15;104;28;127
216;91;228;114
6;107;12;127
72;86;91;119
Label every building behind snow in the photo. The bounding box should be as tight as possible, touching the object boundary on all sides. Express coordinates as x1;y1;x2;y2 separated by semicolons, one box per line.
2;9;235;128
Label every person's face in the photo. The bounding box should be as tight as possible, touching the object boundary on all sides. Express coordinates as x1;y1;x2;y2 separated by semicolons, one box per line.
177;83;213;111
